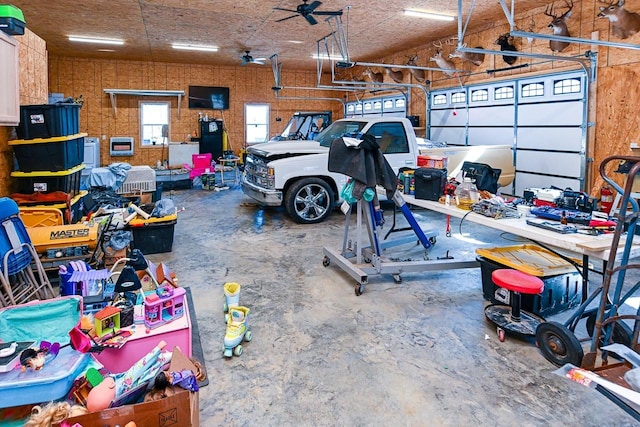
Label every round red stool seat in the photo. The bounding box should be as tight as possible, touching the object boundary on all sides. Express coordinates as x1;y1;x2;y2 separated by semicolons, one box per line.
492;269;544;295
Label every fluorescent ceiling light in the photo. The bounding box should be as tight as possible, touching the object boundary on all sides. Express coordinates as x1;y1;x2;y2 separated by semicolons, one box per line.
172;43;218;52
68;36;124;45
288;40;304;44
312;53;344;61
403;9;455;21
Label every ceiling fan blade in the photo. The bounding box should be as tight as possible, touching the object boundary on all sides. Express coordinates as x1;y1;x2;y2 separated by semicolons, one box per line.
254;57;267;61
275;14;298;22
308;1;323;12
273;7;298;13
304;14;318;25
253;60;266;65
313;10;343;16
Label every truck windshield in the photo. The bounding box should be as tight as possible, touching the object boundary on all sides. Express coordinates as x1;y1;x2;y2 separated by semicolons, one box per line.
316;121;367;148
281;115;312;138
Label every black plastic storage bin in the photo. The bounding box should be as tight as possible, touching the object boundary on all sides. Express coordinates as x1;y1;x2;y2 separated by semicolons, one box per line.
127;207;178;255
128;221;176;255
11;164;84;196
17;103;81;140
9;133;86;172
0;5;25;36
477;255;582;317
414;168;447;201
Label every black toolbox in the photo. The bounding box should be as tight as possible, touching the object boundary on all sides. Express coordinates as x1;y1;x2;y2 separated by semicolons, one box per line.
414;168;447;201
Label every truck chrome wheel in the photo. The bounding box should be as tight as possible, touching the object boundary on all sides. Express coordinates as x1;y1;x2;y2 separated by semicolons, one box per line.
285;178;334;224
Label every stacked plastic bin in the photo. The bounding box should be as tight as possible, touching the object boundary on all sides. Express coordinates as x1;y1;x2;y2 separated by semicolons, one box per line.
9;103;87;224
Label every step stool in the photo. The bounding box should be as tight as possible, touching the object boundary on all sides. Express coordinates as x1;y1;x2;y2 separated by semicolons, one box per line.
484;269;545;341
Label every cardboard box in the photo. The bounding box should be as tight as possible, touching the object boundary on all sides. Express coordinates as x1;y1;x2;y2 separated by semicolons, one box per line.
66;388;199;427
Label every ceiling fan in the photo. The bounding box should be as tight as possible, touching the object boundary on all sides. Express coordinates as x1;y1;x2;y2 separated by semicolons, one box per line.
273;0;343;25
241;51;266;66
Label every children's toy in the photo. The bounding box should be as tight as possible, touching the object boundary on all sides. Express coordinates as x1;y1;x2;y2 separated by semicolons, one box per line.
0;341;34;372
223;306;252;358
19;341;61;371
86;340;171;412
143;286;185;329
223;282;240;322
94;306;121;338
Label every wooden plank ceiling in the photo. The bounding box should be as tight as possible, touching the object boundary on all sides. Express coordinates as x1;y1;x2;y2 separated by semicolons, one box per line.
9;0;545;70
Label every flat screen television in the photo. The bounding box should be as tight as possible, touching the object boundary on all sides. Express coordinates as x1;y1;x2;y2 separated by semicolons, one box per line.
188;86;230;110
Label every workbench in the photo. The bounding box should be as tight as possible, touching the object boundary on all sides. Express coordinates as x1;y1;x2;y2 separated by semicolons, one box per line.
402;194;640;301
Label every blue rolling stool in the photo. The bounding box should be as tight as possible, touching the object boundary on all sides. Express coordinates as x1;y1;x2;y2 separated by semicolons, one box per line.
484;269;545;342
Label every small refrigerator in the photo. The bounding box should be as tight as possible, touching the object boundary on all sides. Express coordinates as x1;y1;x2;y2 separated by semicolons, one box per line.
199;119;223;161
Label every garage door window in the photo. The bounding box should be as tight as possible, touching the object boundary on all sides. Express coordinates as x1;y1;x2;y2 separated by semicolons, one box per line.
522;82;544;98
495;86;514;100
553;78;580;95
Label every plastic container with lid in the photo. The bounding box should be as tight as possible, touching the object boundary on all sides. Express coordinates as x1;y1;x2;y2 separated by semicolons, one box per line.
454;178;479;210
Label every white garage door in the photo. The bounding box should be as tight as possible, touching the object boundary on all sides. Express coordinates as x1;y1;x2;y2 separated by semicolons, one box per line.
428;71;588;196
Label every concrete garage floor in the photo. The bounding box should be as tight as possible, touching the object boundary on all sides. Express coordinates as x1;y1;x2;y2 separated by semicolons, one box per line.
147;185;639;427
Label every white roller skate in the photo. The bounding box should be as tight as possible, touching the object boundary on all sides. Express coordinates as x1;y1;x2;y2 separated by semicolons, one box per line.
222;306;252;358
223;282;241;322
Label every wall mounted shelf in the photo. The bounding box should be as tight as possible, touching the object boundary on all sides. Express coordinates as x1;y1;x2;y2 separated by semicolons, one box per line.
103;89;185;119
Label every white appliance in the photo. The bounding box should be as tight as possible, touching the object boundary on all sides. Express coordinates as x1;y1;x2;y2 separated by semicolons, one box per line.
83;137;100;176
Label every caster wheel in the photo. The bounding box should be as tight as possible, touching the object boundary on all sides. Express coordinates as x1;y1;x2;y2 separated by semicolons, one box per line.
234;345;243;357
244;330;253;342
536;321;583;367
223;302;228;313
429;237;437;245
225;313;230;323
223;345;232;358
322;256;330;267
393;274;402;284
355;284;364;296
497;327;505;342
585;313;633;347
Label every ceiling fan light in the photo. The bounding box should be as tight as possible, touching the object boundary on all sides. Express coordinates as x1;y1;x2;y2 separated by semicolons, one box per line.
68;36;124;45
403;9;455;21
172;43;218;52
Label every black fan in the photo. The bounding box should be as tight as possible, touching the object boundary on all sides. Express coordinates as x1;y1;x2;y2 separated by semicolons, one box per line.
274;0;342;25
241;51;266;66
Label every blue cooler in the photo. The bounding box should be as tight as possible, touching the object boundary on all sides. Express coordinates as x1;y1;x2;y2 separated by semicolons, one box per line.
0;197;33;275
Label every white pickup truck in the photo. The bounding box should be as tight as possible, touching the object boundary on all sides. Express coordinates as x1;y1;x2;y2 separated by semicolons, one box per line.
241;117;514;224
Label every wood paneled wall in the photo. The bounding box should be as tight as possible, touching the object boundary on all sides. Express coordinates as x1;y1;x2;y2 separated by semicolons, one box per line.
47;58;343;167
0;29;48;196
344;0;640;196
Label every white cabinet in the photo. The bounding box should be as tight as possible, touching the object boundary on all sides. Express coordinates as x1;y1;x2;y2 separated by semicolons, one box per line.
0;31;19;126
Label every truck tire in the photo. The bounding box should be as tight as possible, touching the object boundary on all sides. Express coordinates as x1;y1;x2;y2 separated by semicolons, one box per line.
285;178;334;224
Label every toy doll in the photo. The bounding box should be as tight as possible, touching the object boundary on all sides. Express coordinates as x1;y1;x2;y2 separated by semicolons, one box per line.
144;356;206;402
86;340;171;412
20;341;61;372
24;401;88;427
